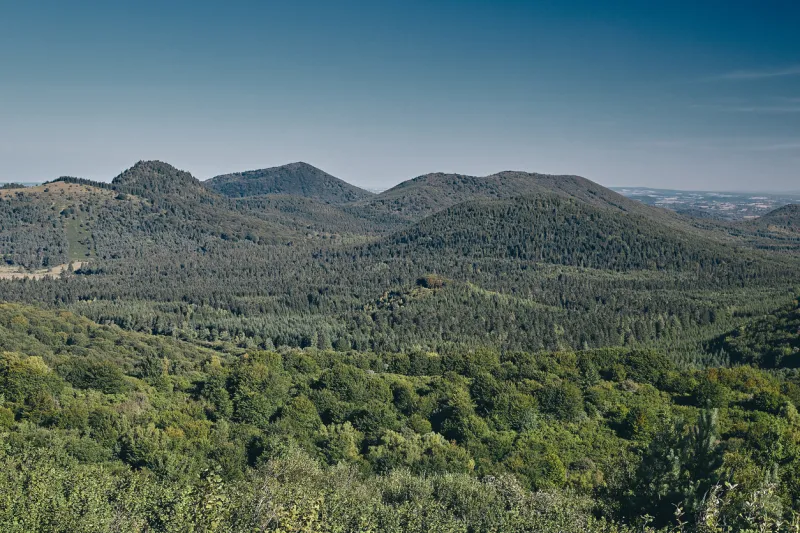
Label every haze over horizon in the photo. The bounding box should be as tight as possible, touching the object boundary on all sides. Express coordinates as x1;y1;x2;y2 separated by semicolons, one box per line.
1;1;798;191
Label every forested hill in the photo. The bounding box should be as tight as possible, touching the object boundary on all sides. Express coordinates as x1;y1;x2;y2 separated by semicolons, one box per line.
749;203;800;233
724;204;800;253
234;194;384;236
371;194;763;273
112;160;214;201
0;163;305;268
107;160;310;243
352;170;680;227
205;162;374;204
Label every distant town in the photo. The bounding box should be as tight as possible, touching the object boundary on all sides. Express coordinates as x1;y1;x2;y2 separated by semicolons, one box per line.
612;187;800;221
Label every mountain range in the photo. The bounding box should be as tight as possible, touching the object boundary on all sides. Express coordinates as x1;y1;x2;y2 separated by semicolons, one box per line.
0;159;798;359
1;159;798;270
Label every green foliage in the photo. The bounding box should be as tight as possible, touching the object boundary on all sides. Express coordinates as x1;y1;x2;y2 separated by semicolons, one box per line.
537;380;583;422
56;358;128;394
694;374;730;408
0;305;798;530
707;298;800;368
626;409;725;526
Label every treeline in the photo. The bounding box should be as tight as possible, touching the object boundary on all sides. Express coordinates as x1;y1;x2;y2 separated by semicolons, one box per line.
49;176;115;190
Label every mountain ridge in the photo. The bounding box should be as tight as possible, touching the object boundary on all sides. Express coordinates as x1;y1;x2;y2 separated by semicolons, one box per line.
347;169;687;233
4;159;797;268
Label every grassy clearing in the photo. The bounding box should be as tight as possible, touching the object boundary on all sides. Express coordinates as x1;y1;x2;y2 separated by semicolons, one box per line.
0;261;86;280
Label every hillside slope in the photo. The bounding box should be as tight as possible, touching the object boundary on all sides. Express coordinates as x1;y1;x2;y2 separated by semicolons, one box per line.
749;204;800;234
351;171;679;228
0;302;217;374
205;162;373;204
725;204;800;253
705;296;800;368
366;193;756;273
236;194;382;236
0;162;311;269
0;180;131;268
109;160;302;244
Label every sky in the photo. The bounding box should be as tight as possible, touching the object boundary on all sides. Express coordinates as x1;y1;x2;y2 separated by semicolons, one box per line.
1;0;799;191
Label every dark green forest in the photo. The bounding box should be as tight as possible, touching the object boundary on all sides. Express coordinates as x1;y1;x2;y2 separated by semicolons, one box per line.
1;161;800;531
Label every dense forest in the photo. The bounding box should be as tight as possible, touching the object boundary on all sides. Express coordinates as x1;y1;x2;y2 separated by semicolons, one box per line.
2;302;800;531
1;160;800;531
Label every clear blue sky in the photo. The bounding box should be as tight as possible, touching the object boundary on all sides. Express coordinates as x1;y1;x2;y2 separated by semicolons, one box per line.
1;0;798;190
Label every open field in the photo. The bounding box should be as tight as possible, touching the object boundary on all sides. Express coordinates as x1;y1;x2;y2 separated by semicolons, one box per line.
0;261;86;280
0;181;115;200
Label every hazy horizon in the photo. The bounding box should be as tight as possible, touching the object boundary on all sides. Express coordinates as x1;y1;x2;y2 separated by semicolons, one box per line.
2;1;798;191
